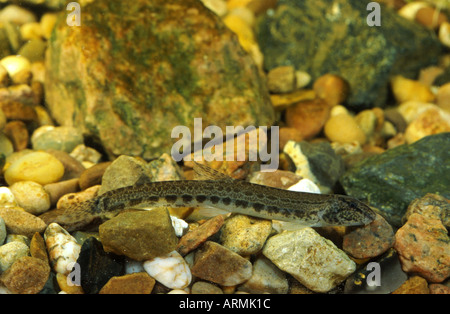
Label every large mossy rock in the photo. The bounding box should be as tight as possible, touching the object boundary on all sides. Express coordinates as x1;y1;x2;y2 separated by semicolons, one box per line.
340;133;450;226
45;0;275;159
256;0;442;109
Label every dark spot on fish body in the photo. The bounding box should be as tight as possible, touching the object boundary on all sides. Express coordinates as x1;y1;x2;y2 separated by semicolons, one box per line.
182;195;193;203
148;196;159;203
252;203;265;212
210;196;220;204
196;195;207;203
222;197;232;206
235;200;249;208
266;205;278;214
165;195;178;203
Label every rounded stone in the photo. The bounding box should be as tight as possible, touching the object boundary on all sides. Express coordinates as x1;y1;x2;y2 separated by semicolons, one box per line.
324;113;367;145
9;181;51;215
4;151;65;185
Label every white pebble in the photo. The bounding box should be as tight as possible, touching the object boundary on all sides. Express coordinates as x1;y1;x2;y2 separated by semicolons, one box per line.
170;216;189;237
0;55;31;78
167;289;189;294
0;241;29;272
44;223;81;275
124;259;145;274
9;181;51;215
288;178;321;194
143;250;192;290
0;187;17;207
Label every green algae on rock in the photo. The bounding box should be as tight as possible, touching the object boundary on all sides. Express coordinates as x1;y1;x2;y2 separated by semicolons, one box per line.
340;133;450;226
45;0;275;160
256;0;442;109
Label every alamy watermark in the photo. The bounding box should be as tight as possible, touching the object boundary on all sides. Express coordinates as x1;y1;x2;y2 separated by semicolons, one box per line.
67;2;81;26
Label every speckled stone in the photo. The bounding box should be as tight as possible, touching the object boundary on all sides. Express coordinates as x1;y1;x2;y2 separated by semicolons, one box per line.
219;214;272;256
99;272;155;294
394;213;450;283
263;228;355;293
343;214;395;259
0;207;46;237
191;241;252;286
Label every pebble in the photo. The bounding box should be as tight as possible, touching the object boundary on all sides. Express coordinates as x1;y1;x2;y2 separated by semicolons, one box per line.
31;126;84;153
78;162;111;190
343;214;395;259
285;98;331;140
0;217;5;245
219;214;272;256
404;106;450;144
0;56;31;82
0;206;46;237
267;66;296;94
170;216;189;237
429;284;450;294
98;155;153;195
283;140;344;194
30;232;48;264
99;208;178;261
0;256;50;294
99;272;156;294
191;281;223;294
43;178;80;207
191;241;252;286
76;237;124;295
324;113;367;145
0;186;17;207
143;250;192;290
56;184;99;210
0;65;9;88
313;73;350;106
56;273;84;294
4;151;65;185
46;149;85;181
394;213;450;283
0;100;37;122
392;276;429;294
396;101;436;124
40;13;58;40
355;109;378;139
391;76;435;104
0;108;5;130
0;5;37;25
9;181;51;215
3;120;28;151
0;241;29;272
287;178;321;194
439;22;450;48
403;193;449;228
436;82;450;112
5;234;29;245
262;228;356;293
248;169;302;189
44;223;81;275
19;22;42;40
0;133;13;156
415;6;447;30
237;256;289;294
70;144;103;165
177;215;225;256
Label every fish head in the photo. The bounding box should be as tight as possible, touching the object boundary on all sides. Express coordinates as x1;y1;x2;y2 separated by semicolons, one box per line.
319;195;376;227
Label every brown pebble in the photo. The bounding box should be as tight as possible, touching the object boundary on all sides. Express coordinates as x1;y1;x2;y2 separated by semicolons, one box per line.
177;214;225;256
394;213;450;283
56;273;84;294
285;98;331;140
429;284;450;294
46;149;85;180
78;161;112;190
343;214;394;259
278;127;305;150
30;232;49;264
392;275;430;294
3;120;29;151
403;193;450;228
44;178;80;206
0;100;37;121
0;256;50;294
99;272;156;294
437;82;450;113
313;73;350;106
0;207;46;238
415;6;448;30
191;281;223;294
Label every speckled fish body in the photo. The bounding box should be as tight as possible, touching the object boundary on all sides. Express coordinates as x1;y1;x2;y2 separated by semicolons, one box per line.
41;179;376;231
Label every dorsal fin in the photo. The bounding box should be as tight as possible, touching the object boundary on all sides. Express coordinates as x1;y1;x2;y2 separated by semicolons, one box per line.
193;162;234;181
